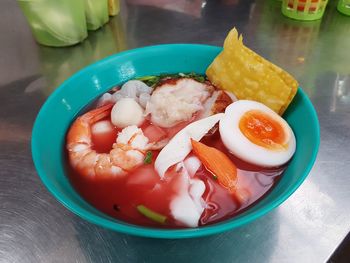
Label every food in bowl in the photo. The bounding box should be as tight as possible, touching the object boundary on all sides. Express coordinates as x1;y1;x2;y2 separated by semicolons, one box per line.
65;28;298;228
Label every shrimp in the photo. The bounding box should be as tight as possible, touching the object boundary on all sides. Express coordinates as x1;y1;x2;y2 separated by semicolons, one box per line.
66;104;149;179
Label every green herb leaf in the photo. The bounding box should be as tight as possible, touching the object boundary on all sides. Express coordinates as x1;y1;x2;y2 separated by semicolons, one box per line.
137;73;207;87
159;73;179;79
181;72;206;83
136;75;161;87
136;205;167;224
194;75;206;82
144;151;153;164
212;174;218;180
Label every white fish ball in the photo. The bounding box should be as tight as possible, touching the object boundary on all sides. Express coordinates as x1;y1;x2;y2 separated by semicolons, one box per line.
111;98;144;128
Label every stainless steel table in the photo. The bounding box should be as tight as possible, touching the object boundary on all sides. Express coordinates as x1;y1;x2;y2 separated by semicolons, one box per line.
1;0;349;262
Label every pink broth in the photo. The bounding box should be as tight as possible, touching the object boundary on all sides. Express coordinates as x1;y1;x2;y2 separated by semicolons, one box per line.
67;116;284;228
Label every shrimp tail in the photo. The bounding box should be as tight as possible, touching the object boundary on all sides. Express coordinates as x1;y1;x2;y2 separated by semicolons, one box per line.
67;104;113;145
80;103;114;124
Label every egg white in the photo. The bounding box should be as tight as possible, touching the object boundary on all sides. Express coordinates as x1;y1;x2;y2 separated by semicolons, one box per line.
219;100;296;167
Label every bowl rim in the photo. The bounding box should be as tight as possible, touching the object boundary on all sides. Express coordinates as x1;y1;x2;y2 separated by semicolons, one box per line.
31;44;320;239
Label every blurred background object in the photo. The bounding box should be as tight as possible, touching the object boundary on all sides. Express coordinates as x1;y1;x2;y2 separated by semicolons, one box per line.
109;0;121;16
17;0;88;47
337;0;350;15
281;0;329;20
17;0;121;46
84;0;109;30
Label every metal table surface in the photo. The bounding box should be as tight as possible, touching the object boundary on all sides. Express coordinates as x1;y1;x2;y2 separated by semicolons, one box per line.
1;0;349;262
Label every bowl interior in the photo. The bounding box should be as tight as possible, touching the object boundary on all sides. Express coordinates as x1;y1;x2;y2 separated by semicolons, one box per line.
32;44;320;238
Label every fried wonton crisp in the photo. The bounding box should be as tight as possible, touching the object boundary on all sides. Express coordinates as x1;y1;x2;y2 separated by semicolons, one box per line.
206;28;298;115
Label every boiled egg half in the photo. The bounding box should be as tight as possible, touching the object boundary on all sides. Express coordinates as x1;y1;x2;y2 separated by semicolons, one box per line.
219;100;296;167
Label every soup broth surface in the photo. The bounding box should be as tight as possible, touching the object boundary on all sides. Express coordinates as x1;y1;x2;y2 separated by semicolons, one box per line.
67;116;284;228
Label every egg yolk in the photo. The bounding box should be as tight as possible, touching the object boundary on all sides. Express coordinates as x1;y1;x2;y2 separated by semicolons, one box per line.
239;110;287;150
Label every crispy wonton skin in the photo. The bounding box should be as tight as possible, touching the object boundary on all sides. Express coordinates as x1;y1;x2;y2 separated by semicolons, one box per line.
206;28;298;115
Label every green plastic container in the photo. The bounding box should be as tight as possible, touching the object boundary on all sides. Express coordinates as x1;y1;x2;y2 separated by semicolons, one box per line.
337;0;350;15
282;0;329;20
31;44;320;238
108;0;120;16
84;0;109;30
18;0;87;47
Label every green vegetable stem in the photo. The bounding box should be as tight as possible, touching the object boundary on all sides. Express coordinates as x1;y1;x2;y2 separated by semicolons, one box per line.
144;151;153;164
136;205;167;224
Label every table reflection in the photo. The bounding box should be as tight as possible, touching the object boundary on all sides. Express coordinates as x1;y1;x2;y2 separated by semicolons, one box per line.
37;14;127;96
127;0;205;18
318;1;350;112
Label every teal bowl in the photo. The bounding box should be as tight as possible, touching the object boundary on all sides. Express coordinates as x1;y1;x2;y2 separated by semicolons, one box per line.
31;44;320;238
